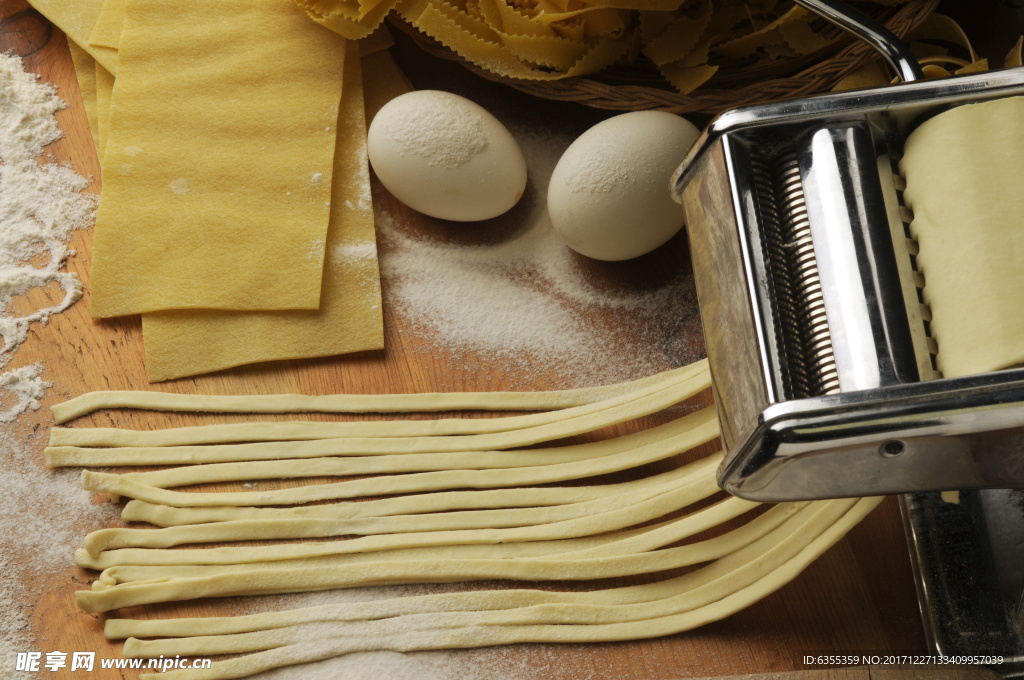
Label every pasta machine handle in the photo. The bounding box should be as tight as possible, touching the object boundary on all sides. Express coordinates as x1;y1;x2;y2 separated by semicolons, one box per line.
792;0;924;82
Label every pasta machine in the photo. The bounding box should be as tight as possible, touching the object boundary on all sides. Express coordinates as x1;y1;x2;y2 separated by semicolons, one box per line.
671;0;1024;503
671;0;1024;669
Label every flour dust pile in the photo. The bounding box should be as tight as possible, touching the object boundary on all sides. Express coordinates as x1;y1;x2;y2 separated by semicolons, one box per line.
0;51;97;420
0;52;107;674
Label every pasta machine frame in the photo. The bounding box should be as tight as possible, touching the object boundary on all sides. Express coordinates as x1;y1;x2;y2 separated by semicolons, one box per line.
671;49;1024;502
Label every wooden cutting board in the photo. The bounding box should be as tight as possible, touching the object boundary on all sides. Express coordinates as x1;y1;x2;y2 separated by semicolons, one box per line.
0;1;934;678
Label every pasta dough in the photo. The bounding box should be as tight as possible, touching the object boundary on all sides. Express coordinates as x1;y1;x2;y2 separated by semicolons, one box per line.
48;361;709;447
26;0;116;72
66;40;99;151
51;359;699;423
138;39;383;381
118;461;719;526
76;499;820;612
48;362;879;678
94;62;113;163
115;505;844;654
901;95;1024;377
87;0;124;74
80;477;734;554
78;408;719;508
88;0;346;317
97;507;797;638
77;511;705;570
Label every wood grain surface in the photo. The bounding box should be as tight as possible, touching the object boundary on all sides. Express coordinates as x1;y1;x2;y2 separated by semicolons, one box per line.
0;1;946;678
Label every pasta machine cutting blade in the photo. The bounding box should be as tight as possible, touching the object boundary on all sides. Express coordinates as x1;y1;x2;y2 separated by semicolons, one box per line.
670;0;1024;502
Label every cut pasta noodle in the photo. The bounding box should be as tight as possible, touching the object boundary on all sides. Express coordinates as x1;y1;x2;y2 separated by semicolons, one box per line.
49;360;878;678
116;499;881;680
77;499;818;612
79;407;719;507
96;468;721;543
49;360;709;448
81;478;733;557
48;402;710;467
95;500;786;584
119;501;855;657
52;362;700;423
118;458;718;526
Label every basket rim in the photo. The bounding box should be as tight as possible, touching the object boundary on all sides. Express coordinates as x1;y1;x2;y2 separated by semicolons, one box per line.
387;0;942;114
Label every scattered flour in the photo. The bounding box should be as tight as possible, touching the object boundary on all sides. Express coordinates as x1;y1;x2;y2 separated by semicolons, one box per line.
247;587;585;680
382;93;489;169
253;647;558;680
168;177;191;195
0;52;104;674
306;237;326;263
377;123;703;388
331;240;378;266
0;363;50;423
0;51;96;412
0;433;121;675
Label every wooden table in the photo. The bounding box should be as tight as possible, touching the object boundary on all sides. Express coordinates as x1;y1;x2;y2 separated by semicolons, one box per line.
0;1;957;677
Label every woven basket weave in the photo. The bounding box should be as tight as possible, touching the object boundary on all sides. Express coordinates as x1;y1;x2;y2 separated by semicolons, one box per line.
388;0;941;114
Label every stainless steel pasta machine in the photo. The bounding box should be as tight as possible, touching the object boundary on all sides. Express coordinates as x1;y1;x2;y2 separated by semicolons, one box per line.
671;2;1024;502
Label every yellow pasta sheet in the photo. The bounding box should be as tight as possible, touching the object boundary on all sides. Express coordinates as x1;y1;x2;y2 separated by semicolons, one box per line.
89;0;346;318
901;95;1024;378
95;63;114;164
27;0;117;72
66;39;100;151
88;0;126;74
140;42;383;382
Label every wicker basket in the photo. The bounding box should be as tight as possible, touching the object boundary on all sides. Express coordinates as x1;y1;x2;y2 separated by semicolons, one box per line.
388;0;941;114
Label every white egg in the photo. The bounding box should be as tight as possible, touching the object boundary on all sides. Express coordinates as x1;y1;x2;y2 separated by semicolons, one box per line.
367;90;527;222
547;111;700;261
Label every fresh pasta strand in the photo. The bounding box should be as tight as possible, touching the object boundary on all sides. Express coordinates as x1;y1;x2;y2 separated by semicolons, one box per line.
81;476;732;557
54;359;882;680
97;497;782;589
119;455;720;526
79;511;694;570
121;501;848;658
96;498;780;588
49;360;709;448
79;407;720;508
122;499;881;680
96;468;721;546
76;499;825;613
49;404;711;467
102;506;804;640
52;362;704;423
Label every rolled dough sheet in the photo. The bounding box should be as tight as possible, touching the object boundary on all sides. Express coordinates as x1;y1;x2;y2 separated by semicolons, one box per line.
26;0;118;72
66;39;100;151
89;0;346;318
94;62;113;165
900;95;1024;378
88;0;125;74
140;42;383;382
